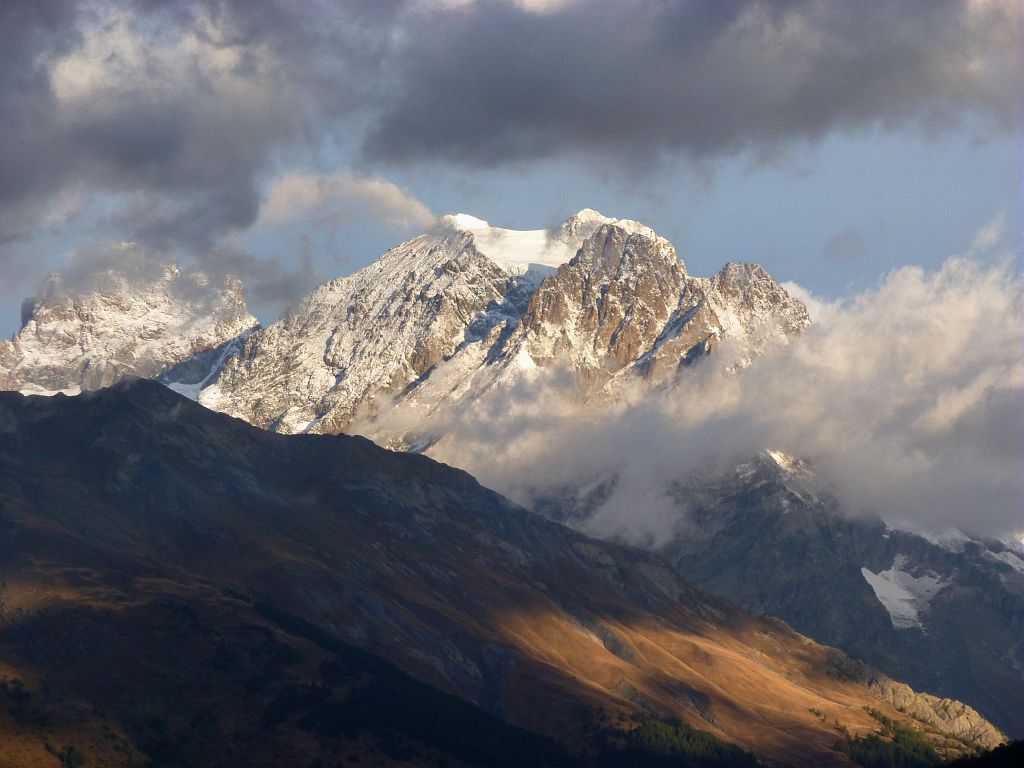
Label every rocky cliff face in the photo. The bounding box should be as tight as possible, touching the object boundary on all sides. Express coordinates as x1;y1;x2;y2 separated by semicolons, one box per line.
702;262;811;366
200;210;808;435
0;261;258;394
511;224;690;388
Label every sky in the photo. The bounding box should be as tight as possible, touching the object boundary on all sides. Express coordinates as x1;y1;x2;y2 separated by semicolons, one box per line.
0;0;1021;537
0;0;1021;337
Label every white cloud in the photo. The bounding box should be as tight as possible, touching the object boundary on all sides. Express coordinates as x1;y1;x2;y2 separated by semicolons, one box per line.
260;171;435;231
48;8;279;106
970;212;1007;253
366;251;1023;543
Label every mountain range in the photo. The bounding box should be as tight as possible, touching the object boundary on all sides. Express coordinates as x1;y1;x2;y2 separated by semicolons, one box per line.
1;209;1019;745
537;450;1024;735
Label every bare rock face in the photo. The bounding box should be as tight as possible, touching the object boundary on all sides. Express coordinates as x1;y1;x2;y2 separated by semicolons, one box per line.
867;678;1006;749
701;262;811;365
511;224;689;390
496;224;810;396
0;264;258;394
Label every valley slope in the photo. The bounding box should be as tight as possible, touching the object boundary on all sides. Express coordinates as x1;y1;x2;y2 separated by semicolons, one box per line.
0;381;1002;766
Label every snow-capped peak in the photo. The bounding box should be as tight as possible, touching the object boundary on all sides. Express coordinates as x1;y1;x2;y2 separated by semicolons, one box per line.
1;263;258;394
470;224;576;276
440;212;574;275
445;213;490;230
765;449;799;472
559;208;659;244
440;208;665;277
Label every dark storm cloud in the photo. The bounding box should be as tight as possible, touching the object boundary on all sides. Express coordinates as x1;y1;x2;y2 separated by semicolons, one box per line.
0;0;402;252
0;1;83;230
365;0;1022;165
184;244;316;308
0;0;1019;269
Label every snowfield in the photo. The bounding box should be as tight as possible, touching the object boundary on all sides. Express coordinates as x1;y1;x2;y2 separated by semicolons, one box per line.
861;555;950;631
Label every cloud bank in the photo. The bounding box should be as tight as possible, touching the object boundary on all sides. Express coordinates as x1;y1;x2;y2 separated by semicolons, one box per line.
371;244;1022;543
368;0;1022;164
0;0;407;311
2;0;1019;252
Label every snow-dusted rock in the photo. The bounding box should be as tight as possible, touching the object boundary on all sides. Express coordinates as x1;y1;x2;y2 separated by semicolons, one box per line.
202;209;809;435
200;225;521;433
0;262;258;394
702;262;810;366
1;210;807;434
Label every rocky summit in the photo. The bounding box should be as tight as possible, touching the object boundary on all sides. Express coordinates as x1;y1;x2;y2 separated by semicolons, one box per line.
0;211;807;433
198;209;808;435
0;256;258;395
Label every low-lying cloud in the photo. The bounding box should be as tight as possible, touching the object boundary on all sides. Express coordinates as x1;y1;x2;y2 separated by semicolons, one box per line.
366;241;1022;543
40;239;314;324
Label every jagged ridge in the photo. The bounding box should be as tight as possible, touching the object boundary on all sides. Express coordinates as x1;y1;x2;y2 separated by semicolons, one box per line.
0;255;258;394
199;209;808;435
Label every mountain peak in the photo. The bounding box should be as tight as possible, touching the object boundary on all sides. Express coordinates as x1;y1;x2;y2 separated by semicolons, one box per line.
2;209;810;436
436;209;664;277
559;207;658;244
442;212;489;230
569;221;681;274
0;264;258;395
200;209;809;433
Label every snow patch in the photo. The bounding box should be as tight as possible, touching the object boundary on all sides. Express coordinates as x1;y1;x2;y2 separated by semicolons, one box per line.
765;449;797;471
983;549;1024;576
444;208;663;277
448;213;489;230
17;385;82;397
888;523;972;553
471;226;577;275
861;556;950;630
511;347;537;372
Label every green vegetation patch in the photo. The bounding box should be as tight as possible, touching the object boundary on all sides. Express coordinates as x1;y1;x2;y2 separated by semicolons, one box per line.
595;713;759;768
837;708;941;768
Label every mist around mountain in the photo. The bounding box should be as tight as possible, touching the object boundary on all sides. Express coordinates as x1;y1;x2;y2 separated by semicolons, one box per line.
536;450;1024;736
0;256;258;396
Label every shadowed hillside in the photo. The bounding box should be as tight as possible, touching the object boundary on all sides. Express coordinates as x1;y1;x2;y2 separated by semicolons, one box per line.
0;381;1004;766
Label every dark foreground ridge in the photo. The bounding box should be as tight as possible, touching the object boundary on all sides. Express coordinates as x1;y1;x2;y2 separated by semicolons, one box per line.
0;380;1004;766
